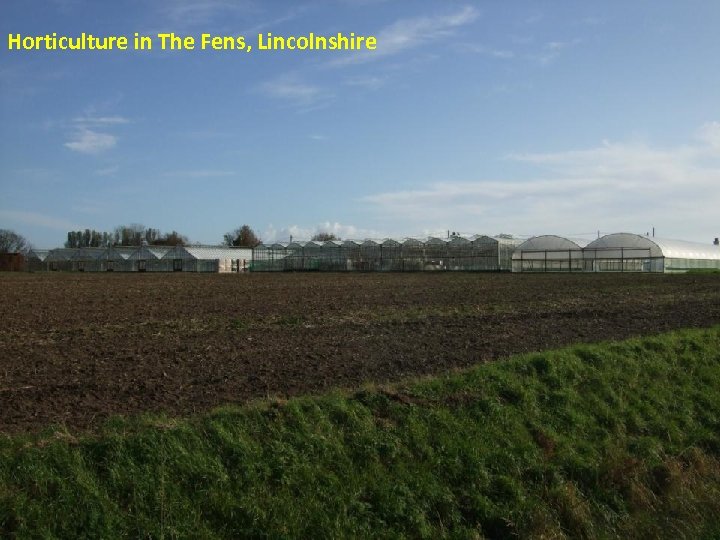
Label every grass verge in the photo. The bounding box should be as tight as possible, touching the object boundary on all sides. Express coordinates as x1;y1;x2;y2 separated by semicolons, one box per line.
2;326;720;538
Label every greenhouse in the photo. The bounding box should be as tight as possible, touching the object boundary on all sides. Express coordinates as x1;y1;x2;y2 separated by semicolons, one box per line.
251;235;521;272
26;245;251;273
512;236;585;272
583;233;720;273
26;249;50;271
250;243;290;272
44;248;81;272
161;246;252;273
25;233;719;274
96;246;135;272
126;245;172;272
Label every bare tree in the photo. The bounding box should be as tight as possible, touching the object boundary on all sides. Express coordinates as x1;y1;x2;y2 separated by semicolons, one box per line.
0;229;29;253
224;225;261;247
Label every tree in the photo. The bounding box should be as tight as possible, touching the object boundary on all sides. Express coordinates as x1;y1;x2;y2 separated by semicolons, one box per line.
0;229;28;253
224;225;261;247
114;223;146;246
312;232;340;241
153;231;188;246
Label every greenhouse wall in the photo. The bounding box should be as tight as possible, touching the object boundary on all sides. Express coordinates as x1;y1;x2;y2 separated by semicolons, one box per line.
664;257;720;272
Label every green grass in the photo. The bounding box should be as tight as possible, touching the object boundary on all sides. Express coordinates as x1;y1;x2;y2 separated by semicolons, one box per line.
2;327;720;539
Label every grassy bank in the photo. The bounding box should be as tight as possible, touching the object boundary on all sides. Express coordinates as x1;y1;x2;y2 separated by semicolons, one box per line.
2;327;720;539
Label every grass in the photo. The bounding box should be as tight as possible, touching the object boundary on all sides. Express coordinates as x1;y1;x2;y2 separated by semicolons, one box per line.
2;326;720;538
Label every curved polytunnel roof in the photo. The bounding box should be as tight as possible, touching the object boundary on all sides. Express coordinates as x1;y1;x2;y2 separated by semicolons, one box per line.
586;233;720;260
512;235;586;261
514;235;585;252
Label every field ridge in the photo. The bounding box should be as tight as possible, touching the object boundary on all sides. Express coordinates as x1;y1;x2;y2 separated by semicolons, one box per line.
2;326;720;538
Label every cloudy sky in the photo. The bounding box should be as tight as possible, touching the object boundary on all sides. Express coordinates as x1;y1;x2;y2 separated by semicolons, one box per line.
1;0;719;247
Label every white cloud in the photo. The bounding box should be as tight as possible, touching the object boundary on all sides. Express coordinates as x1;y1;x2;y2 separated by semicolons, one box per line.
343;75;387;90
330;6;479;66
73;116;131;125
71;198;106;215
534;39;581;65
239;6;311;35
461;44;515;59
258;75;333;109
361;124;720;241
63;108;129;154
262;222;384;242
155;0;255;26
64;129;117;154
697;121;720;149
95;165;119;176
162;170;235;178
0;210;83;232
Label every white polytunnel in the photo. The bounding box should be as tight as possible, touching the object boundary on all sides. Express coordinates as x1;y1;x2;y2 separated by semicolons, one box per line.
583;233;720;273
512;235;586;272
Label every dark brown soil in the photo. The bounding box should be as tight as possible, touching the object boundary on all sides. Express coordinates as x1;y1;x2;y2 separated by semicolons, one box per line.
1;272;718;433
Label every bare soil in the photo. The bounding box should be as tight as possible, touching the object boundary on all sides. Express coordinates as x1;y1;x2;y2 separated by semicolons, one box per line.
1;272;718;433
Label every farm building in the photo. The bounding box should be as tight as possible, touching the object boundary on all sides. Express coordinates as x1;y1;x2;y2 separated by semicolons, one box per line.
512;235;586;272
251;235;521;272
583;233;720;273
0;252;25;271
161;246;252;272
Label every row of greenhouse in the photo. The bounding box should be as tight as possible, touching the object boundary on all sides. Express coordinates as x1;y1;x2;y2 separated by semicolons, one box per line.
252;235;520;272
27;245;252;273
25;233;720;273
512;233;720;273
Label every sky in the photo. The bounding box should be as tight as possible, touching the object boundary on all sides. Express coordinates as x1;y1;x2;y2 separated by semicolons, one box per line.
1;0;719;248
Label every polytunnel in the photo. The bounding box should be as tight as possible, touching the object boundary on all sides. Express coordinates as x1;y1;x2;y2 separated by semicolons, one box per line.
584;233;720;272
512;235;585;272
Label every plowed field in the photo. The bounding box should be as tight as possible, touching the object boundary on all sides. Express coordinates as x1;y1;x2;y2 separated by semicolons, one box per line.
2;272;719;433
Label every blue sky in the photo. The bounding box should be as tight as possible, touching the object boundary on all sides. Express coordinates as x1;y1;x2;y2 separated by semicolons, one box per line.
2;0;719;247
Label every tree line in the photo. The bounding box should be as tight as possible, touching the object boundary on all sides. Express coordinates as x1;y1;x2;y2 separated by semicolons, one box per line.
64;225;189;248
0;225;341;254
221;226;339;247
